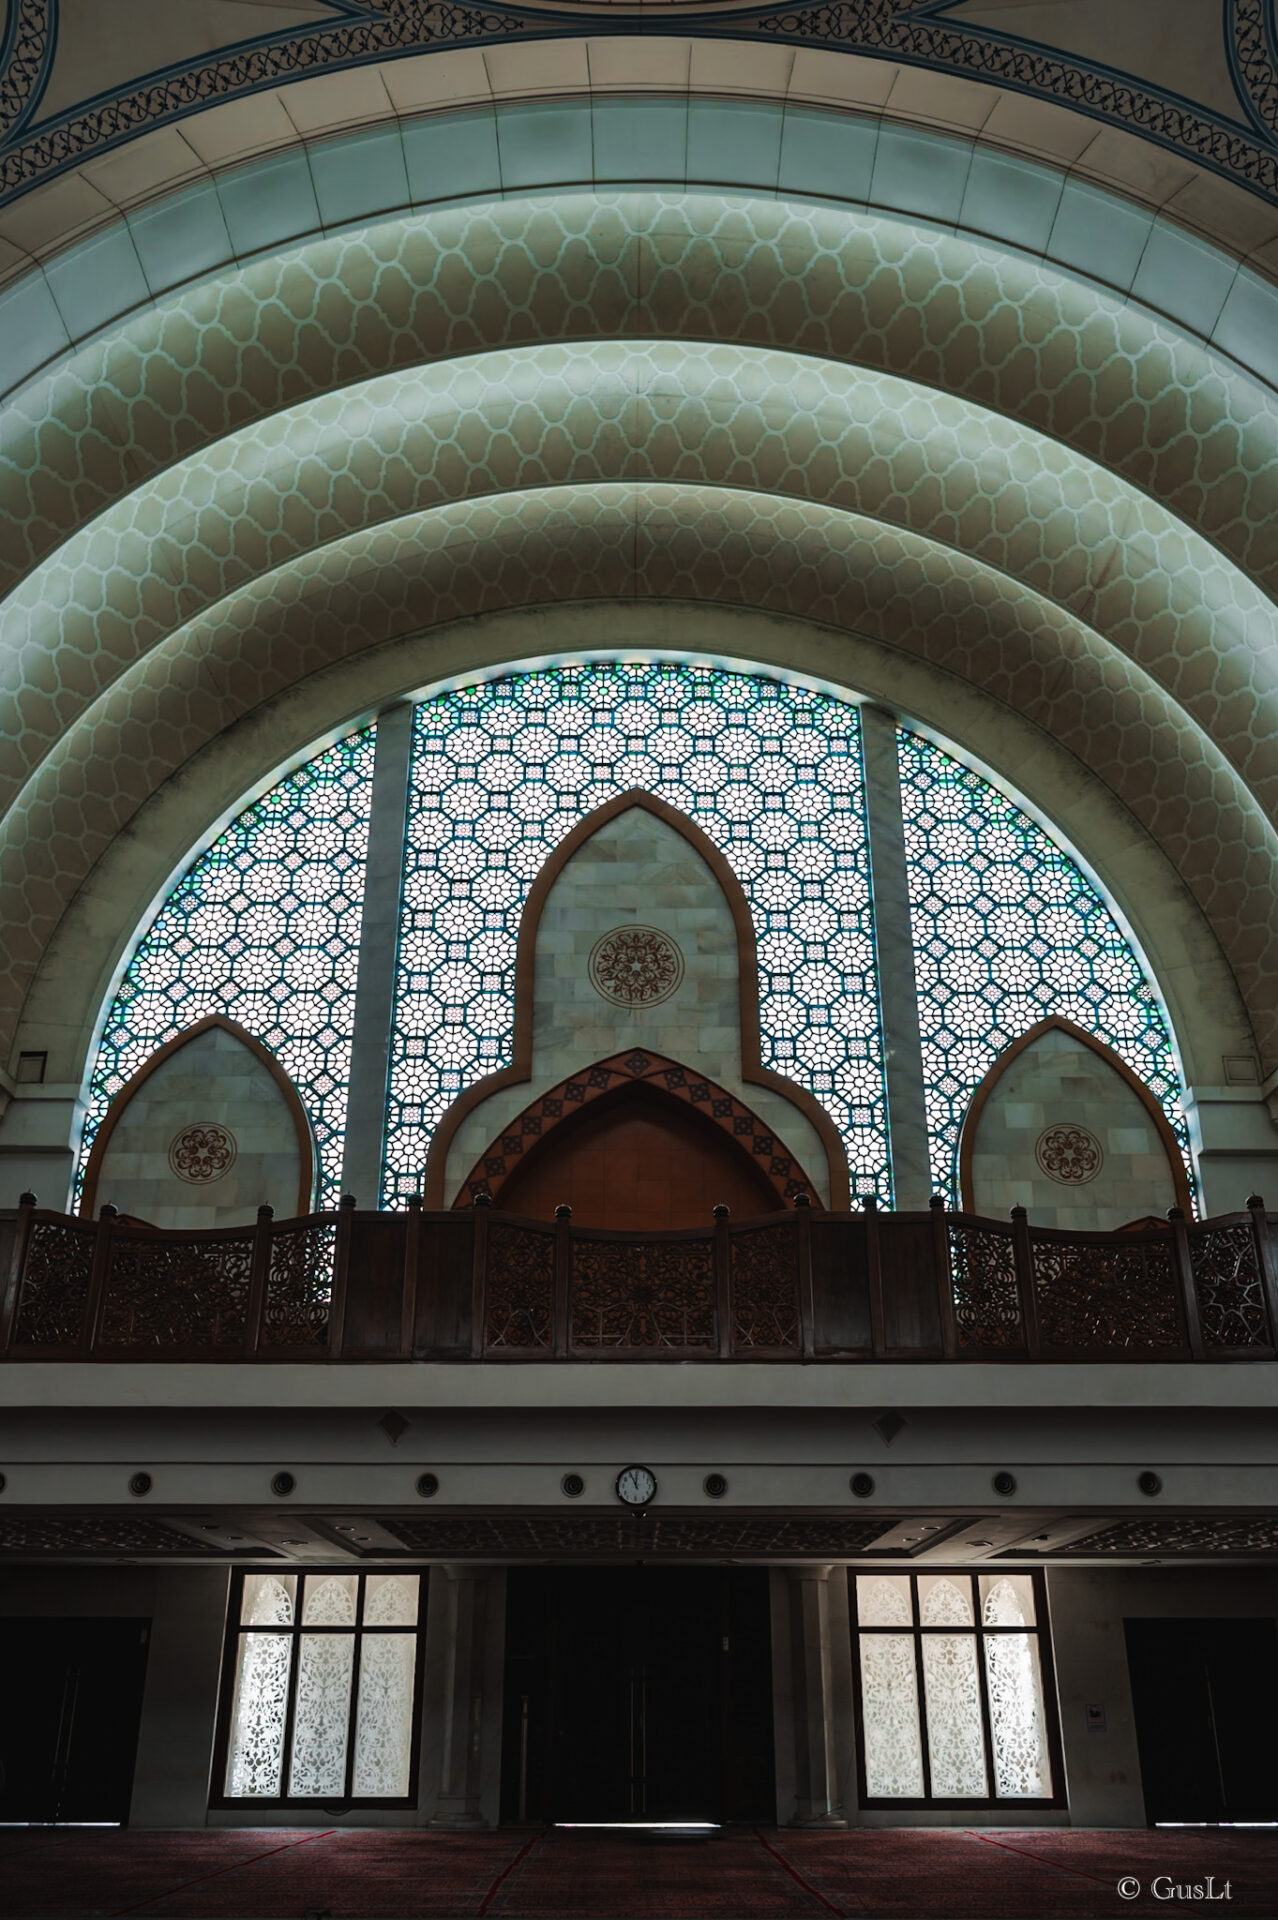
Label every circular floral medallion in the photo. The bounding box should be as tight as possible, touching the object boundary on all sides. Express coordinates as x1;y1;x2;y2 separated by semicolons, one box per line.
588;925;685;1008
168;1123;237;1184
1035;1124;1103;1185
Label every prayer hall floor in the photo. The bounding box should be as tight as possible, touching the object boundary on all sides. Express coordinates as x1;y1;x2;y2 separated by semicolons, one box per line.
0;1825;1272;1919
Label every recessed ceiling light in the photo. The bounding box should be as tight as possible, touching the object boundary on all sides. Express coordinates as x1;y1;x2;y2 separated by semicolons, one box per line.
967;1539;993;1547
919;1525;940;1532
903;1535;919;1541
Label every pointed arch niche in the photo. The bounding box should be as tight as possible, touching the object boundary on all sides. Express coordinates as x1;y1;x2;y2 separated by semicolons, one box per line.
959;1018;1191;1230
423;792;847;1215
80;1015;314;1226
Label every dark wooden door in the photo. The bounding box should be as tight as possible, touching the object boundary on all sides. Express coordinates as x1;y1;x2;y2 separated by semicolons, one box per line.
496;1083;780;1229
502;1568;774;1823
1125;1617;1278;1823
0;1618;150;1824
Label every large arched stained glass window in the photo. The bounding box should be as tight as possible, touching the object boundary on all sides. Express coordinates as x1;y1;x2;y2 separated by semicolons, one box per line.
384;664;889;1204
79;728;377;1209
897;728;1191;1202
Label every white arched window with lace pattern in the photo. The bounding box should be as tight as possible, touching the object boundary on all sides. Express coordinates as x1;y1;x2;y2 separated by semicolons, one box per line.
222;1570;422;1803
854;1570;1056;1805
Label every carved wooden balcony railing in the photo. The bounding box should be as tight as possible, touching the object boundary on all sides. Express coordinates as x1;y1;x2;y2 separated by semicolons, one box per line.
1;1192;1276;1364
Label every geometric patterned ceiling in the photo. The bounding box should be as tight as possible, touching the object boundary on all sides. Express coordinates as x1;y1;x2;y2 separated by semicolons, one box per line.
4;0;1278;211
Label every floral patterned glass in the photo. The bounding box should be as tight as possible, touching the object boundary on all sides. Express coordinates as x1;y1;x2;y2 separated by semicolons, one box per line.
897;728;1191;1205
223;1571;420;1802
80;728;377;1209
387;663;887;1203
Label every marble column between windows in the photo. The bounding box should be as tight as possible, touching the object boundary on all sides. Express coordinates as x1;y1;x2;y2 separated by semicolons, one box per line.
785;1566;848;1828
860;704;933;1210
429;1566;493;1830
339;700;414;1208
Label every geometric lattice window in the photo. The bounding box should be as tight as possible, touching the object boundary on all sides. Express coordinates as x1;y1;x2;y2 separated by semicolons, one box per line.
78;728;377;1210
897;729;1192;1207
385;664;888;1204
853;1571;1057;1804
219;1570;422;1804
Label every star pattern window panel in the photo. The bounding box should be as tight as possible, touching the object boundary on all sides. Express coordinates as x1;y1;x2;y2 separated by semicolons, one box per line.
386;663;888;1203
853;1571;1057;1806
221;1571;422;1804
80;728;377;1210
896;728;1192;1206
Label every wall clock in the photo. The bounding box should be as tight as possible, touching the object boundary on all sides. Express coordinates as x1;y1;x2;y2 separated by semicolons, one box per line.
615;1465;657;1507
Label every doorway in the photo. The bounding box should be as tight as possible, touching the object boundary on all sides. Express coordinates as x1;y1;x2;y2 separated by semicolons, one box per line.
501;1568;774;1823
1125;1617;1278;1823
0;1617;151;1824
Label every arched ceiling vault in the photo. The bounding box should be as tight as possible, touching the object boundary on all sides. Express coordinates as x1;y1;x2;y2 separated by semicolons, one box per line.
1;191;1277;1085
4;484;1273;1083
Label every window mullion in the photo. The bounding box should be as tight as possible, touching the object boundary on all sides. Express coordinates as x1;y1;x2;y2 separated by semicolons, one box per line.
973;1579;999;1801
910;1577;935;1802
279;1621;304;1802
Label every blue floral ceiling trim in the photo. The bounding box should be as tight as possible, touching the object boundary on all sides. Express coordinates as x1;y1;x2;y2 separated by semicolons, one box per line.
1;0;1277;209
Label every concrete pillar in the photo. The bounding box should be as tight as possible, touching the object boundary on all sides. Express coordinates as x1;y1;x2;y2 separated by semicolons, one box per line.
0;1087;83;1210
340;701;414;1208
1183;1082;1278;1216
130;1568;231;1826
425;1565;503;1830
860;705;932;1210
779;1566;849;1828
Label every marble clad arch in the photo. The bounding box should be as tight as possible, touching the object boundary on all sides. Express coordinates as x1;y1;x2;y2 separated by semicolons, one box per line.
0;180;1277;1110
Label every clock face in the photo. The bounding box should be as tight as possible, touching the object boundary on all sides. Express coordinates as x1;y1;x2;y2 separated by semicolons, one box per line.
616;1465;657;1508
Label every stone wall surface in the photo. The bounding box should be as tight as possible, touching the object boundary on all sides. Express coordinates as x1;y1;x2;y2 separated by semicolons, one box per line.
966;1029;1179;1229
447;805;827;1203
95;1025;305;1228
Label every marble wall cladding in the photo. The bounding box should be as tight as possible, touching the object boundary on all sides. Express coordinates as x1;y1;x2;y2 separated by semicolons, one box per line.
94;1026;305;1229
447;806;826;1203
966;1028;1178;1231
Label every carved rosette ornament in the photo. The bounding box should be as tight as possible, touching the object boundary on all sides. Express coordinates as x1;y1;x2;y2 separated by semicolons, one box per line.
588;925;684;1008
168;1123;237;1184
1035;1124;1103;1185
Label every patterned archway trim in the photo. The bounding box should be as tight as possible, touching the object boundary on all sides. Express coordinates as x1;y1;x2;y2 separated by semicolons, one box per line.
957;1017;1194;1218
451;1049;819;1213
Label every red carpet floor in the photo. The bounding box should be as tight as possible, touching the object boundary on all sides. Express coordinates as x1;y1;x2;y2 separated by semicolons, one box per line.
0;1826;1271;1919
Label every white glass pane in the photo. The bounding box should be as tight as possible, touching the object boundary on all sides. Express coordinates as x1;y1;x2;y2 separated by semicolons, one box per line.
240;1572;296;1625
859;1634;925;1797
302;1574;357;1625
984;1633;1052;1798
353;1634;416;1797
922;1635;987;1797
365;1573;420;1626
856;1574;913;1626
225;1632;293;1796
919;1575;974;1626
288;1635;354;1797
980;1573;1036;1626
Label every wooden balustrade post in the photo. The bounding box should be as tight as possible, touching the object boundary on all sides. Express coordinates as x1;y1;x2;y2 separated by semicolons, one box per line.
401;1195;422;1360
554;1205;572;1358
244;1204;275;1358
864;1196;886;1358
794;1190;815;1360
326;1194;356;1359
1246;1194;1278;1350
1167;1207;1205;1359
0;1191;37;1357
714;1205;732;1357
84;1204;118;1354
1010;1206;1042;1359
931;1195;958;1360
469;1191;490;1359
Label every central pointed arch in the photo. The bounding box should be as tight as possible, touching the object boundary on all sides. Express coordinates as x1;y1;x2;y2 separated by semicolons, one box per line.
421;791;851;1209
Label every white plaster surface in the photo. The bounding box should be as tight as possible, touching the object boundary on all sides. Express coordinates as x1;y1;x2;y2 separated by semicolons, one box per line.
446;806;827;1201
967;1028;1178;1229
95;1025;306;1227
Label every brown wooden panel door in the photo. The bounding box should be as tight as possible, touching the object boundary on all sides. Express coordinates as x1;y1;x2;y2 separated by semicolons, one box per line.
497;1083;781;1230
